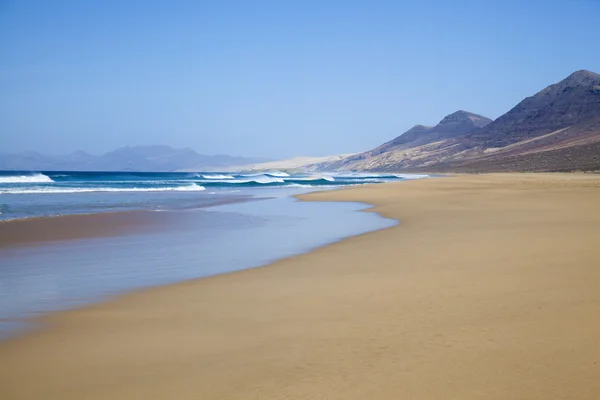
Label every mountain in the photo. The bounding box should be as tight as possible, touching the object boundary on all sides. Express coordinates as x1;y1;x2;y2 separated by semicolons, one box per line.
449;70;600;171
366;110;491;156
467;70;600;148
319;70;600;172
375;111;491;153
321;110;492;171
0;145;269;172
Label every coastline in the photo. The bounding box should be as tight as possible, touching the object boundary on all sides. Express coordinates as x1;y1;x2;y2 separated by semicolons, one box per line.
0;211;181;248
0;195;266;248
0;189;396;341
1;173;600;399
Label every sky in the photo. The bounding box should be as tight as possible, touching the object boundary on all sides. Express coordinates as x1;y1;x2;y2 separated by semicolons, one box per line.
1;0;599;158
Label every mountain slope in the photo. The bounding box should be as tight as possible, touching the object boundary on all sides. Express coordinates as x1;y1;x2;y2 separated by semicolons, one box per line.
320;70;600;172
377;110;491;152
322;110;492;170
445;70;600;171
466;70;600;148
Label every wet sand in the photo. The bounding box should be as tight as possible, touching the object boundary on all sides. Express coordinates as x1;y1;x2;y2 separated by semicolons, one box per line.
0;212;176;248
0;196;261;248
1;173;600;399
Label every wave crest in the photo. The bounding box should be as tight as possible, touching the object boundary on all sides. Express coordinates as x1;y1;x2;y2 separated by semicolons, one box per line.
0;173;55;184
265;170;290;177
0;183;205;195
288;175;335;182
200;174;235;179
241;170;290;178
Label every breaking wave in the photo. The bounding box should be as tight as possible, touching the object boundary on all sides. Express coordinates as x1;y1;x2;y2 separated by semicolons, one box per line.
0;173;55;183
0;171;430;195
200;174;235;179
0;183;205;195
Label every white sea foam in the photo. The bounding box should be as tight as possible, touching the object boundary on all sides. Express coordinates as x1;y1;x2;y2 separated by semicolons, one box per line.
0;184;205;195
231;177;285;184
0;173;55;183
200;174;235;179
285;175;335;182
241;170;290;178
327;172;382;179
394;174;429;180
265;170;290;177
202;176;285;184
252;177;285;184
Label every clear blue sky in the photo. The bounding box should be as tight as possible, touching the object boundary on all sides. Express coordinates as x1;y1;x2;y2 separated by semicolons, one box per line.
1;0;599;158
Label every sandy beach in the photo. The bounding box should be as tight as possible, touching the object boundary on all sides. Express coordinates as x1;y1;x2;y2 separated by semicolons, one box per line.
0;211;174;248
1;173;600;399
0;195;260;249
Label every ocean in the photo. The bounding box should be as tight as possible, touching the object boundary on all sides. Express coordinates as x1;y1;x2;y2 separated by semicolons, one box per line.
0;170;427;220
0;170;427;339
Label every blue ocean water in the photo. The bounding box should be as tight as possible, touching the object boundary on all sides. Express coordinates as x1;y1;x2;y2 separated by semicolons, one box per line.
0;170;427;220
0;170;428;340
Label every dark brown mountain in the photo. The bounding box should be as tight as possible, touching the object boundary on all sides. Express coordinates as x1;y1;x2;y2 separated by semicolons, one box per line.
326;111;492;169
377;110;491;152
445;69;600;171
467;70;600;148
319;70;600;172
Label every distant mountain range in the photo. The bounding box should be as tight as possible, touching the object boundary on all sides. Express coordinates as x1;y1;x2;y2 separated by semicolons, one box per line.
0;145;269;172
4;70;599;173
318;70;600;172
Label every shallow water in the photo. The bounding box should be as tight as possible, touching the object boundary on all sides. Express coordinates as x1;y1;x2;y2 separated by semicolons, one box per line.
0;170;427;220
0;188;397;339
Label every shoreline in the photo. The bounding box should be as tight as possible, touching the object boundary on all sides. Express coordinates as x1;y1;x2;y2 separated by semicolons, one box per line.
0;195;268;248
1;173;600;399
0;210;180;248
0;188;395;341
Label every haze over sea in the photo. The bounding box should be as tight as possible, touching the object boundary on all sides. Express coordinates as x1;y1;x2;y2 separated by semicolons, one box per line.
0;170;426;338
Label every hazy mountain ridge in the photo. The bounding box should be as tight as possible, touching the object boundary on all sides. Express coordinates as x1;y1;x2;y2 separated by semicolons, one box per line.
0;145;269;172
317;70;600;172
4;70;598;174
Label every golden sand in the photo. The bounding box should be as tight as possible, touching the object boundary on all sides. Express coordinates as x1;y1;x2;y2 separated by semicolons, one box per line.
1;173;600;399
